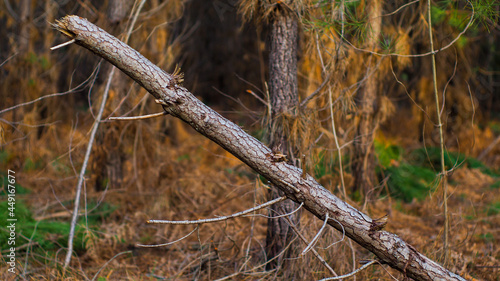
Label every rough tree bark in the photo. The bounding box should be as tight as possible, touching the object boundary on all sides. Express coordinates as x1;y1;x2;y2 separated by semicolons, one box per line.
352;0;382;198
265;6;301;270
52;16;466;281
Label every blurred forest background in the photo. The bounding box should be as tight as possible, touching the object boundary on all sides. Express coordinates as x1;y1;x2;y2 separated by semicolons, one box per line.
0;0;499;280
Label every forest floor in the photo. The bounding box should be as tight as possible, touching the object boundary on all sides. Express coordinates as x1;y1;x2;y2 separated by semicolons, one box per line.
1;116;499;281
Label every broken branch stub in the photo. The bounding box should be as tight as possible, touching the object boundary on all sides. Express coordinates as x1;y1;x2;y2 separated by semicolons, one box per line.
52;15;465;281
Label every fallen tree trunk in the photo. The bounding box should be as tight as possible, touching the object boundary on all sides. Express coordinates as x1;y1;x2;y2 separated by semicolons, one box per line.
52;15;465;281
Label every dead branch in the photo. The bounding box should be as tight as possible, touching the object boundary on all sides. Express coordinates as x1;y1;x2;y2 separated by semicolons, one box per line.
147;196;287;225
52;15;466;281
284;216;337;276
108;111;167;121
301;213;329;255
136;228;198;248
319;260;378;281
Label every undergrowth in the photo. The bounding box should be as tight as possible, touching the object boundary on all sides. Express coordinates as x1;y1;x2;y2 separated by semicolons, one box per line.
375;141;500;202
0;174;116;255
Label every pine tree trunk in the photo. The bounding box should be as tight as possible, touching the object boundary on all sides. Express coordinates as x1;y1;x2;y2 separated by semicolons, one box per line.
352;0;382;198
265;7;300;271
91;1;134;192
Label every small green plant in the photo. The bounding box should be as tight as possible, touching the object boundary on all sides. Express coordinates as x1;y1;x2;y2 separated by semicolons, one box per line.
410;147;500;177
490;181;500;189
375;142;437;202
380;34;395;51
375;144;436;202
0;197;116;253
312;150;350;181
384;164;437;202
375;140;403;168
477;232;494;243
1;172;30;196
176;154;190;162
471;0;500;31
0;200;82;252
0;150;12;164
464;214;475;220
23;157;44;171
313;151;332;179
487;121;500;134
431;4;447;25
50;159;72;175
486;201;500;216
376;145;499;202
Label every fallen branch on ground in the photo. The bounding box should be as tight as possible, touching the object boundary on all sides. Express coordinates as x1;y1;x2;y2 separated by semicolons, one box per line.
52;15;465;281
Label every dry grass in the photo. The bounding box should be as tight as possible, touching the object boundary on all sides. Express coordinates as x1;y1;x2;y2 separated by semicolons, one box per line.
2;126;498;280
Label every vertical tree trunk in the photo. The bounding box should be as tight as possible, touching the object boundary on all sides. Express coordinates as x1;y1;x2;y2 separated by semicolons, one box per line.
107;0;134;24
12;0;32;124
265;6;300;271
18;0;31;53
92;0;134;191
352;0;382;198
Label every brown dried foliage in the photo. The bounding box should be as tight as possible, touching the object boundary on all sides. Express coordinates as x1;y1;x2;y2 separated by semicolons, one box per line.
0;0;499;280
